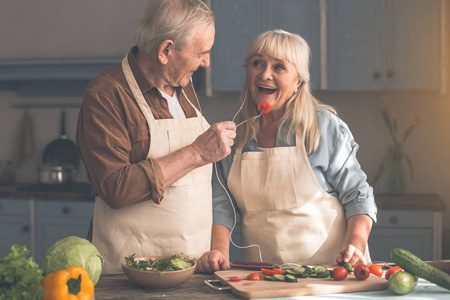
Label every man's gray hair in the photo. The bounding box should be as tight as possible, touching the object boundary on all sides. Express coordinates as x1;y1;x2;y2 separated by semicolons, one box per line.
135;0;214;54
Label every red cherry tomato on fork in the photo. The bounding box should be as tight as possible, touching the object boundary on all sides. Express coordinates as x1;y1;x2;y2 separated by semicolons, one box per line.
257;101;271;114
354;264;370;280
368;263;383;277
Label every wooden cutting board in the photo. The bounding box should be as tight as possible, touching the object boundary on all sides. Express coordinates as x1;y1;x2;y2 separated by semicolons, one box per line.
214;269;389;299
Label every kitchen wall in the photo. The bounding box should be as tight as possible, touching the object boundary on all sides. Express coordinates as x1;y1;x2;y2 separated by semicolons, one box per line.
1;0;450;256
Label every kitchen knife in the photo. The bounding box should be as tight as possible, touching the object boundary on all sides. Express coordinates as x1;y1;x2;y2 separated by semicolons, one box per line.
231;261;279;270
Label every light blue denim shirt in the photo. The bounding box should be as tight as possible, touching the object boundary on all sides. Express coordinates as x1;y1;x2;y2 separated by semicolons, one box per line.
213;109;377;231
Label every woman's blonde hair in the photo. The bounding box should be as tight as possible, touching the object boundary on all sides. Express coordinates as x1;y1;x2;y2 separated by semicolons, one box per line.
235;29;336;154
134;0;214;54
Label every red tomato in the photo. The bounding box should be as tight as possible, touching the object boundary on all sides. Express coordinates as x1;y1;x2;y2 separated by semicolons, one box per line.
229;277;241;282
246;272;261;281
273;268;285;275
261;268;277;275
332;267;348;281
385;266;403;280
368;263;383;277
354;264;370;280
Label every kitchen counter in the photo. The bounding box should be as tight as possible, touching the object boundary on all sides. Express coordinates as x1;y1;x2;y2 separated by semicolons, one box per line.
93;273;449;299
0;183;94;202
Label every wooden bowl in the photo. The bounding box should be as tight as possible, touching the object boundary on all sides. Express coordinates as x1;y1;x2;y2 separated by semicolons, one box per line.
122;255;196;289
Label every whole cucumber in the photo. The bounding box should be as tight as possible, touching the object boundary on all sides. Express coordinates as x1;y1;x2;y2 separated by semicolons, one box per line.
390;248;450;291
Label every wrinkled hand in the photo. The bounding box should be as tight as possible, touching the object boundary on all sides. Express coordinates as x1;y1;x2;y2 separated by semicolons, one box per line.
191;121;236;164
336;244;366;266
195;250;230;274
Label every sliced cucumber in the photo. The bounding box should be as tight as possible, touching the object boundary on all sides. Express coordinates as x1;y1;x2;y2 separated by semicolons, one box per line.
314;265;328;274
273;274;286;281
285;274;298;282
264;275;276;281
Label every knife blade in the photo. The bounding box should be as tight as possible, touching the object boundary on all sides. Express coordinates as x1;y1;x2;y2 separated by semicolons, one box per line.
230;261;278;270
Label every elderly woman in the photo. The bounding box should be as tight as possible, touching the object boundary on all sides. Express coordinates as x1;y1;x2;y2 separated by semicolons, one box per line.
196;30;377;273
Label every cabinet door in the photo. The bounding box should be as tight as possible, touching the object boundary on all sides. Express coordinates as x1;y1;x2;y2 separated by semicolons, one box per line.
212;0;320;91
0;199;30;257
386;0;440;90
369;228;433;261
35;200;94;264
327;0;440;91
327;0;384;90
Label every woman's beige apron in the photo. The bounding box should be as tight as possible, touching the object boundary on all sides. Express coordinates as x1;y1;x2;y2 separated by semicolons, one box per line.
228;132;365;265
92;53;212;274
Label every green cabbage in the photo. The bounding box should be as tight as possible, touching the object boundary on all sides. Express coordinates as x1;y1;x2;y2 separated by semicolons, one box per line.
41;236;104;285
170;258;192;270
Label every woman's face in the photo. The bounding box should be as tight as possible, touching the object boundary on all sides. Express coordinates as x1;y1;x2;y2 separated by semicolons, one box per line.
246;53;302;112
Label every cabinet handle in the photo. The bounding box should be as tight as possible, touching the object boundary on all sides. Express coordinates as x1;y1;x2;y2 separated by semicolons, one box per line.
372;71;381;79
62;206;70;214
22;225;29;233
389;216;398;224
386;70;394;78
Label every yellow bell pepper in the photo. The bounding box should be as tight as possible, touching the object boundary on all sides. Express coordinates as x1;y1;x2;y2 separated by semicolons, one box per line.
42;265;94;300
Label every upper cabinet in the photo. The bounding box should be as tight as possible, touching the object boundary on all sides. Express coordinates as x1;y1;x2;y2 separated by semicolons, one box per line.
210;0;442;92
327;0;441;91
211;0;320;91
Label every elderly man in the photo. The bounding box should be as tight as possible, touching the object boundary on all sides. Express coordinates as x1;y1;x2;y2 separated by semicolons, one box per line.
77;0;236;273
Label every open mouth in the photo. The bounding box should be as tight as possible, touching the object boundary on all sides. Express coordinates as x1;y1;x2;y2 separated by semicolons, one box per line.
258;86;277;95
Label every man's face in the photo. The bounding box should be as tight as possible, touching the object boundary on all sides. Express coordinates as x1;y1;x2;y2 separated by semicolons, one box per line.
168;24;215;88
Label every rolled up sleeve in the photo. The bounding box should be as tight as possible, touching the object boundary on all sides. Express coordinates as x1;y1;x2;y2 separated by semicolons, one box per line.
311;110;377;222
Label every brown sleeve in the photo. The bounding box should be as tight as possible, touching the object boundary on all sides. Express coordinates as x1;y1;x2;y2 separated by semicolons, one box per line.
77;90;164;208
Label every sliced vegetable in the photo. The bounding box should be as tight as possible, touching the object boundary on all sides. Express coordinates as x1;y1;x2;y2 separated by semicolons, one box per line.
273;268;285;275
261;268;277;275
273;274;286;281
369;263;383;277
285;274;298;283
314;265;328;274
229;277;241;282
246;273;261;281
354;264;370;280
264;275;276;281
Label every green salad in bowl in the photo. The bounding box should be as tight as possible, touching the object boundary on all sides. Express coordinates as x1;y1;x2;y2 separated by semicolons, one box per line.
122;253;196;289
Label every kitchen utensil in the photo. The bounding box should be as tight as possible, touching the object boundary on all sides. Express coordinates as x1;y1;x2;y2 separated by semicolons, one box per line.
37;163;75;185
207;269;388;299
231;261;290;270
42;111;79;169
122;256;196;289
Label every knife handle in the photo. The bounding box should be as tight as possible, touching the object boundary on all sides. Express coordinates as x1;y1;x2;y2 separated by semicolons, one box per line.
231;261;275;270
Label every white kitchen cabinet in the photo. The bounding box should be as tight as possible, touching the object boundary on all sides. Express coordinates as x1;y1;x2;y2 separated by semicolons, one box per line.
327;0;441;91
368;210;438;262
35;200;93;265
0;199;30;258
0;198;93;264
211;0;320;91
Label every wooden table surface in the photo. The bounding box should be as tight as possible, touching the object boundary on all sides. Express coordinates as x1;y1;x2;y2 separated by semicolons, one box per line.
93;273;238;300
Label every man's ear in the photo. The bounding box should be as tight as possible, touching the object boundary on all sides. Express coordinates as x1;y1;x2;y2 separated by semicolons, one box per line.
158;40;175;65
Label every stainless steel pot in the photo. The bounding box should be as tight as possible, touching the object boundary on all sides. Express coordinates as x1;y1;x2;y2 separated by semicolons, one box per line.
37;164;75;185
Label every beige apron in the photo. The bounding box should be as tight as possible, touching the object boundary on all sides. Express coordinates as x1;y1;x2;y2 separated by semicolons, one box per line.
92;53;212;274
228;133;354;265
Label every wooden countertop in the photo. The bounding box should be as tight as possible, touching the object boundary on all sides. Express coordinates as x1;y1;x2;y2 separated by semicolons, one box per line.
375;193;446;212
0;183;94;202
94;273;237;300
0;185;446;212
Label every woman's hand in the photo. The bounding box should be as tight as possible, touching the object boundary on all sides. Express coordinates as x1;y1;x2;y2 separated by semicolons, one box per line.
336;214;373;266
336;244;366;266
195;250;230;274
